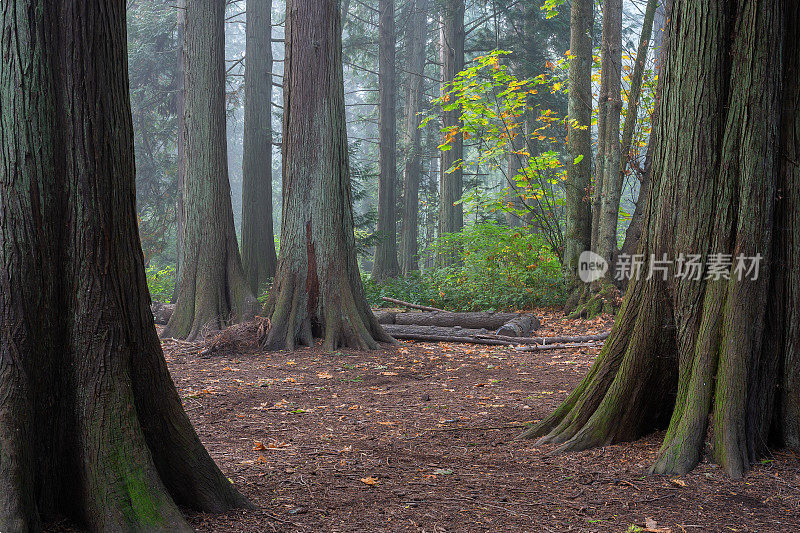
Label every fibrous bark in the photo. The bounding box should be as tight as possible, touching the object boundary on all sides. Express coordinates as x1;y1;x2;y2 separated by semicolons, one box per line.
437;0;465;266
399;0;429;275
165;0;259;341
0;1;250;529
174;0;186;303
596;0;624;266
264;0;395;351
523;0;800;478
563;0;594;282
241;0;279;293
373;0;401;280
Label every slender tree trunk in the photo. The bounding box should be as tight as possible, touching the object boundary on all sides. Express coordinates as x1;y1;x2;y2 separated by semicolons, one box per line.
424;148;439;270
437;0;465;265
563;0;594;282
596;0;624;265
400;0;429;275
619;0;671;267
164;0;258;341
619;0;658;178
0;1;251;529
175;0;186;303
264;0;396;351
504;128;527;228
373;0;401;280
242;0;279;293
523;0;800;479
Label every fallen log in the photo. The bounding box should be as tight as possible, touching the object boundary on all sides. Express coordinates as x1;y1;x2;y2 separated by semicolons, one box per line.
496;314;540;337
477;332;611;345
383;324;611;348
387;333;515;346
391;311;523;330
382;324;492;338
373;310;397;324
380;297;446;313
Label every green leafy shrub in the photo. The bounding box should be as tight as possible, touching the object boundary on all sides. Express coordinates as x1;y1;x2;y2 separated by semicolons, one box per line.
366;222;567;311
146;265;175;303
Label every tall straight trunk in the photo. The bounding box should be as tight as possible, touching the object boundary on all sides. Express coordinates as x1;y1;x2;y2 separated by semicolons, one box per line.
373;0;401;280
424;148;439;270
0;1;251;529
241;0;279;293
596;0;624;265
504;128;527;228
619;0;672;266
563;0;594;282
175;0;186;302
165;0;258;340
399;0;429;275
264;0;395;351
523;0;800;479
437;0;465;265
619;0;658;177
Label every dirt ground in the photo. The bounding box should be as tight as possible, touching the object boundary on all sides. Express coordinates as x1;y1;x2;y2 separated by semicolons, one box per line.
48;310;800;532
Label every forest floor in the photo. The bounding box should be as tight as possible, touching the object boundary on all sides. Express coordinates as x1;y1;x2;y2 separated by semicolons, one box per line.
46;309;800;532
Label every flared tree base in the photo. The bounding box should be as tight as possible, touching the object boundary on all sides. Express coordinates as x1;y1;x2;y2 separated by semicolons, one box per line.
263;271;396;351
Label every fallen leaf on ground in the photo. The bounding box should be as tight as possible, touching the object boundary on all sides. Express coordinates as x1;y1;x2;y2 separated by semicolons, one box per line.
360;477;379;485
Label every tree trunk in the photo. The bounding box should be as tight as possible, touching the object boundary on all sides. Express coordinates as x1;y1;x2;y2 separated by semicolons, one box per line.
424;136;439;270
399;0;429;275
437;0;465;265
504;124;527;228
523;0;800;479
174;0;186;303
619;0;671;275
264;0;395;351
596;0;624;266
0;1;251;529
563;0;594;282
241;0;279;294
373;0;401;280
619;0;658;177
165;0;258;341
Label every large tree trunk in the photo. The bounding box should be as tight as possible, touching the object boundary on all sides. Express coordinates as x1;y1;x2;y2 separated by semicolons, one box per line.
241;0;279;293
164;0;258;341
399;0;429;275
596;0;624;265
437;0;465;266
174;0;186;303
0;1;251;529
563;0;594;282
523;0;800;479
265;0;395;351
373;0;401;280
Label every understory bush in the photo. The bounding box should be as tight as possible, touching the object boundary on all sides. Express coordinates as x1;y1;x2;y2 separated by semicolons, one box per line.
365;222;567;311
146;264;176;303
